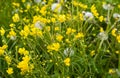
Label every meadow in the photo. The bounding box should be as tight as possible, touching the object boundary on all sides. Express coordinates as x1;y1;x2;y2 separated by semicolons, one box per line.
0;0;120;78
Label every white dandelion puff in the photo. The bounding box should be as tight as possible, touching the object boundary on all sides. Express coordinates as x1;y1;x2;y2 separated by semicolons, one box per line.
34;21;44;30
51;3;62;13
82;11;94;20
34;0;41;3
98;32;108;40
103;4;114;10
64;48;74;56
113;13;120;19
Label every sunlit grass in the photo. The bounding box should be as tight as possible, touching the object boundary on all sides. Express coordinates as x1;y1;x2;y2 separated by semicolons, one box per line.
0;0;120;78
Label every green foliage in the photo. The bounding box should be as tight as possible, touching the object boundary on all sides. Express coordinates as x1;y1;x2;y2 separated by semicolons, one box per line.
0;0;120;78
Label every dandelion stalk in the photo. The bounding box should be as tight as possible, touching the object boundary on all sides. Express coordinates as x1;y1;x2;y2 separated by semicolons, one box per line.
118;51;120;72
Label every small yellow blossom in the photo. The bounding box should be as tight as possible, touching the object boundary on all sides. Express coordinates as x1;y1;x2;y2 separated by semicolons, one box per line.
111;28;117;37
22;55;30;62
55;27;60;31
51;17;56;23
17;61;29;74
0;45;7;56
26;4;31;10
47;43;60;52
12;2;20;7
99;16;104;22
0;27;5;36
66;28;72;35
9;23;15;28
5;55;11;65
17;56;31;74
79;13;84;21
118;4;120;9
6;67;13;75
72;1;79;6
12;13;20;22
20;25;30;39
30;27;43;37
56;34;63;42
2;45;8;49
18;48;29;55
115;51;119;54
64;58;70;66
116;35;120;43
90;50;95;56
74;32;84;40
79;2;88;9
65;39;71;43
7;29;16;39
109;69;116;74
100;27;104;32
40;6;47;16
22;0;26;3
58;15;66;23
91;4;99;18
0;49;4;56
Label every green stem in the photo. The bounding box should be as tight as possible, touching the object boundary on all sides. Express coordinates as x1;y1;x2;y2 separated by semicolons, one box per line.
118;52;120;71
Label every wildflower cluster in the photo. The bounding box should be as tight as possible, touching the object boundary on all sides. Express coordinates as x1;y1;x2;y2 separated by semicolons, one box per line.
1;0;120;78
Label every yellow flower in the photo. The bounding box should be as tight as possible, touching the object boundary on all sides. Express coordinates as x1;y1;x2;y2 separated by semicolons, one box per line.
74;32;84;40
26;4;31;10
6;67;13;75
72;1;79;6
0;49;4;56
40;6;47;16
17;56;30;74
22;55;30;62
91;4;99;18
17;61;29;74
100;27;104;32
55;27;60;31
0;45;7;56
47;43;60;52
2;45;8;49
66;28;72;35
58;15;66;23
30;27;43;37
51;17;56;23
111;28;117;37
9;23;15;28
118;4;120;9
12;13;20;22
18;48;29;55
109;69;115;74
64;58;70;66
12;2;20;7
20;25;30;39
99;16;104;22
79;13;84;21
65;39;71;43
116;35;120;43
7;29;16;40
78;2;88;9
5;55;11;65
0;27;5;36
22;0;26;3
90;50;95;56
56;34;63;42
115;51;119;54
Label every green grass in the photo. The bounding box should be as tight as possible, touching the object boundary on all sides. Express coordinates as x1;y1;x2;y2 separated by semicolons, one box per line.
0;0;120;78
